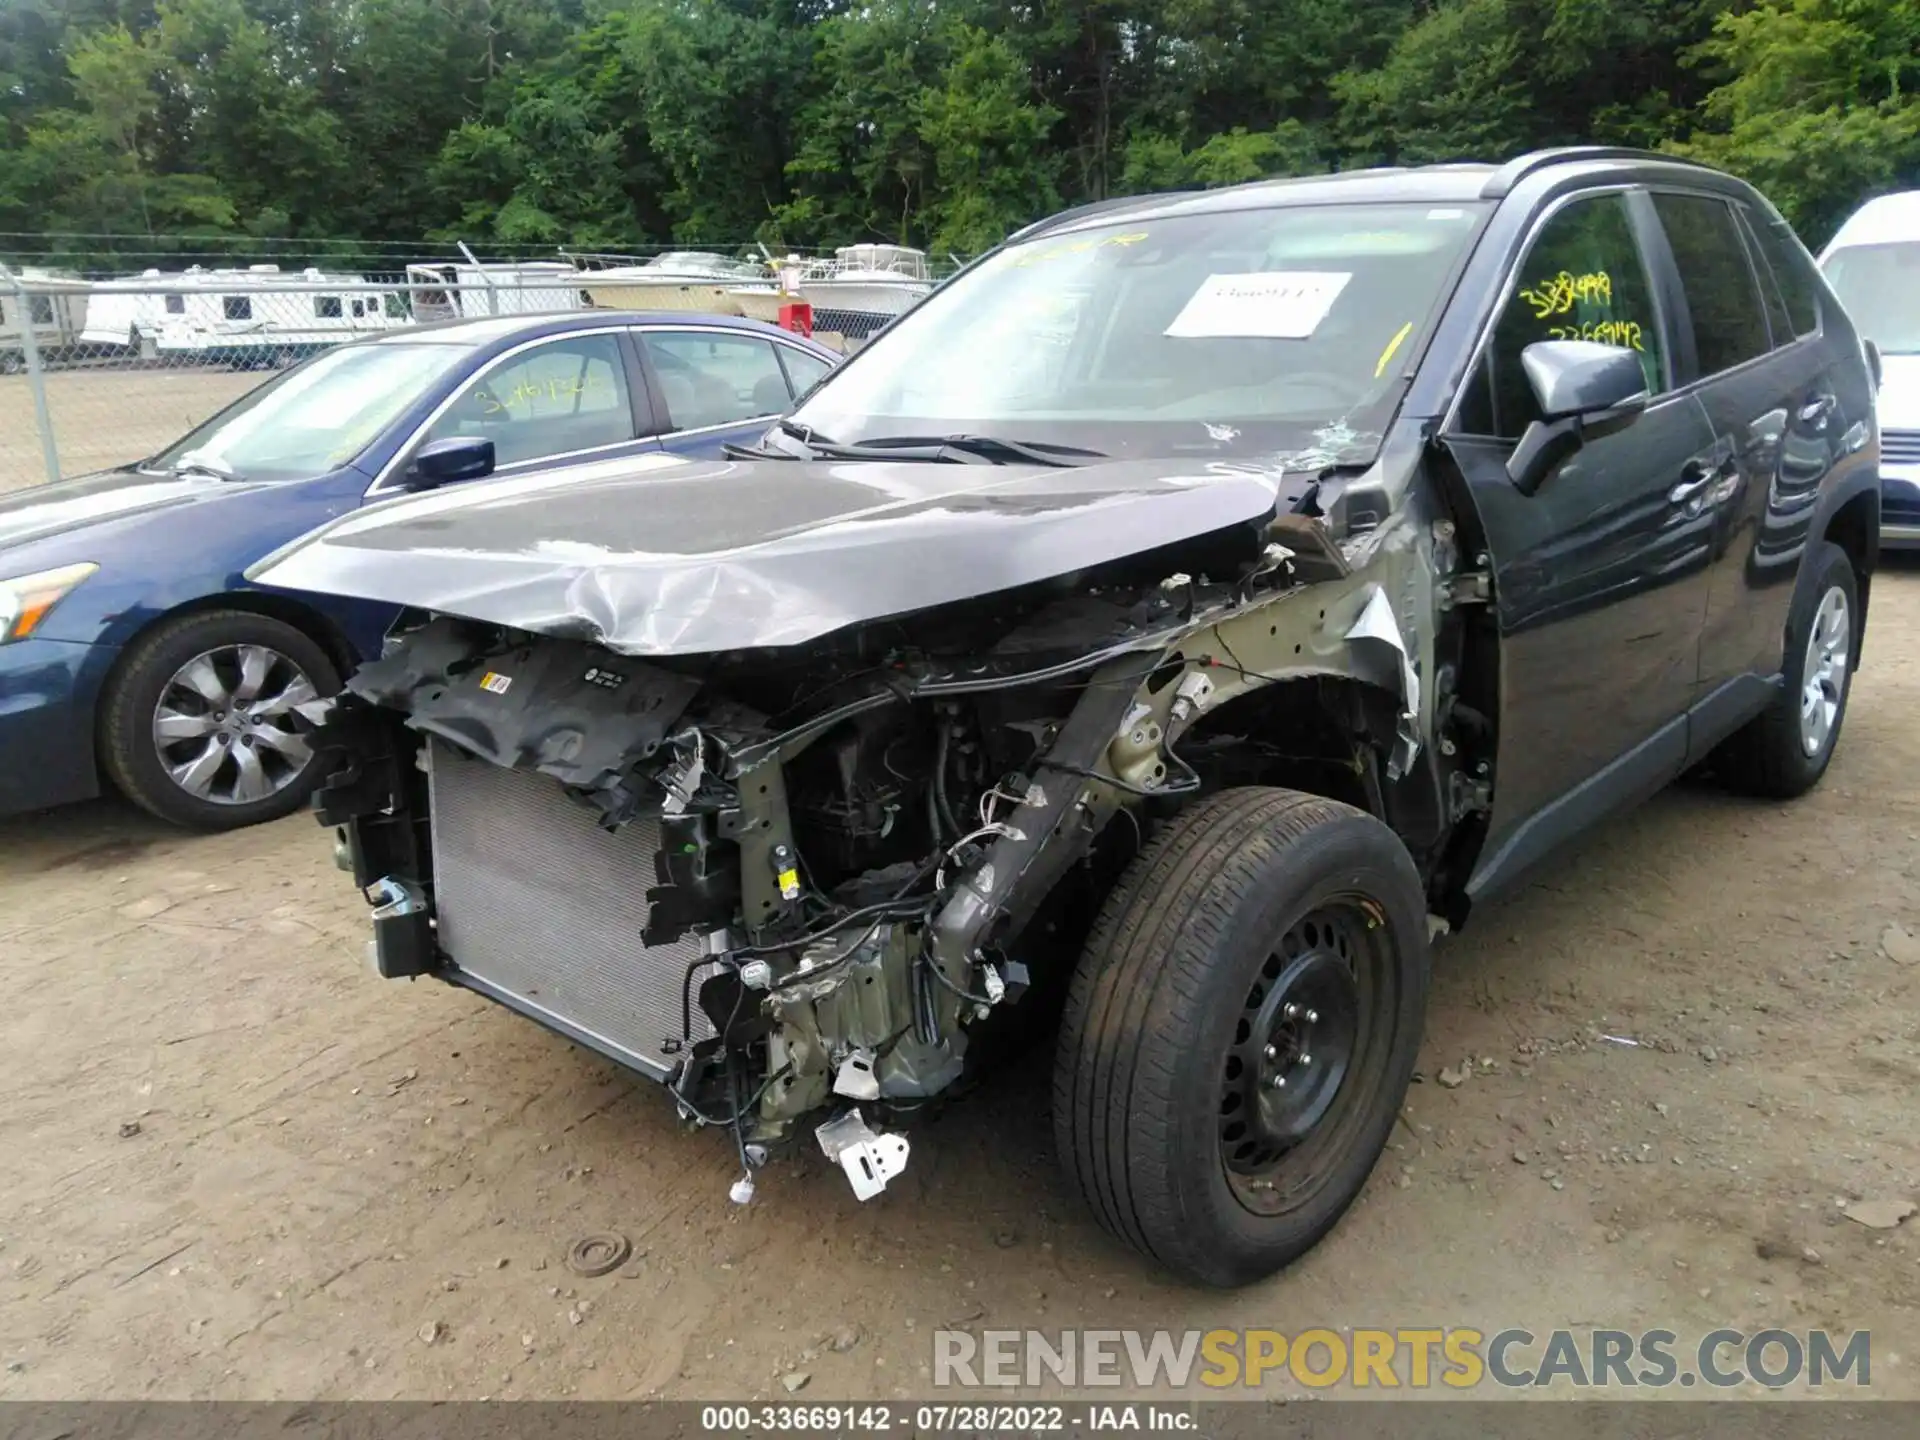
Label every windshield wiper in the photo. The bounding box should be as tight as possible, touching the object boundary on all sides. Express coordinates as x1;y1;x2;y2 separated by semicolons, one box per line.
721;439;792;460
838;434;1107;467
731;422;1106;468
778;417;837;447
166;449;237;481
723;417;838;461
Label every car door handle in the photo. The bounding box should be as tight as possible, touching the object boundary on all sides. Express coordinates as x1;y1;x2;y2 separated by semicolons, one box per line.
1798;395;1837;424
1669;468;1714;506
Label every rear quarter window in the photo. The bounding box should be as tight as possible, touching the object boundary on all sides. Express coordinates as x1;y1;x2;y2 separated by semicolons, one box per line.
1741;206;1821;340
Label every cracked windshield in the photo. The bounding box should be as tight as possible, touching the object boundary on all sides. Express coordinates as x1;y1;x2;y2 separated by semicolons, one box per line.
791;202;1487;464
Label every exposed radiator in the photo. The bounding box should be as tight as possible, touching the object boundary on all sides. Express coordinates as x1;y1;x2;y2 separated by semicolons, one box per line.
427;739;710;1080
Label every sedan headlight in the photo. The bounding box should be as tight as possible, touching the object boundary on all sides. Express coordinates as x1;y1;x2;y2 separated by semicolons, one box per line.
0;563;99;644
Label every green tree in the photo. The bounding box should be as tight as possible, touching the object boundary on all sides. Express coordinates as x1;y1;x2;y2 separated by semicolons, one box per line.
2;0;1915;267
611;0;816;241
914;22;1061;253
152;0;349;234
1670;0;1920;241
1;19;235;239
1333;0;1534;164
1120;121;1326;193
776;0;946;245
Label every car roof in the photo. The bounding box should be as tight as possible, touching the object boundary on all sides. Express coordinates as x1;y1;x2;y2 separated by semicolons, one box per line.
1015;147;1757;241
361;308;817;349
1822;190;1920;255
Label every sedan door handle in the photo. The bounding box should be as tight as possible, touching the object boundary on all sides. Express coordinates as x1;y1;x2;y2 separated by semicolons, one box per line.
1669;469;1713;506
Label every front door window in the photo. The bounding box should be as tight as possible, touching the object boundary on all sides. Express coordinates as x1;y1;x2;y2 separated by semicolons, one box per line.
423;335;634;468
1460;194;1667;439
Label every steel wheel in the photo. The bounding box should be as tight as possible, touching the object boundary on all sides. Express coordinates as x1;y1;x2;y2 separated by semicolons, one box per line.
1220;897;1386;1216
1798;585;1849;757
1055;788;1429;1286
151;644;318;806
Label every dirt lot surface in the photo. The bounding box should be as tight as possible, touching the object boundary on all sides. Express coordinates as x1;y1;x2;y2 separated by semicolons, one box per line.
1;567;1916;1402
1;369;260;492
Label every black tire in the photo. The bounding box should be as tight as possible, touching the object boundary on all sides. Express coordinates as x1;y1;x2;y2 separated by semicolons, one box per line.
1714;540;1858;799
1054;787;1430;1287
99;609;341;830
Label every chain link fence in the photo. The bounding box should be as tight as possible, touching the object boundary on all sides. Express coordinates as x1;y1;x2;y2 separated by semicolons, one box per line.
1;254;939;493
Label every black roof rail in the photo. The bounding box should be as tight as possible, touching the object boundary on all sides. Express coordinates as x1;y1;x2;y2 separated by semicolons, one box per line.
1246;164;1409;189
1479;146;1722;198
1008;191;1199;244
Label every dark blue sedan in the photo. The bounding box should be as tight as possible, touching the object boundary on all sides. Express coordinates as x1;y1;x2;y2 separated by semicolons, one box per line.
0;309;840;828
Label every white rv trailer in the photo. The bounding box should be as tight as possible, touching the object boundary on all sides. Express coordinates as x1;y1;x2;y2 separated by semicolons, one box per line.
404;261;585;322
1;268;89;372
149;265;406;365
78;269;176;354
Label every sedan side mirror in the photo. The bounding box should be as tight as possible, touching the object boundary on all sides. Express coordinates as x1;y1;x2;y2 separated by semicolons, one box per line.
1506;340;1650;496
405;435;495;491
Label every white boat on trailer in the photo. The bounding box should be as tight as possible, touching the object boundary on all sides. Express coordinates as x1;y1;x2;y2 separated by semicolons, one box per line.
404;261;585;322
794;244;933;336
578;251;780;316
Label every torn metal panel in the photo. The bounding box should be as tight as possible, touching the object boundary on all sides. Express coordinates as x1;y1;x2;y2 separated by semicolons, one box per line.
248;454;1294;656
345;615;702;815
1351;583;1428;783
1344;584;1423;778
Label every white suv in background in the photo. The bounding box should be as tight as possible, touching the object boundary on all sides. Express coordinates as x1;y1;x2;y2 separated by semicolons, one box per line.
1821;190;1920;546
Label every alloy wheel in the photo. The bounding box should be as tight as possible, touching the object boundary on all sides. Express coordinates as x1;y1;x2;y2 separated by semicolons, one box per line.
1798;585;1849;758
150;644;318;805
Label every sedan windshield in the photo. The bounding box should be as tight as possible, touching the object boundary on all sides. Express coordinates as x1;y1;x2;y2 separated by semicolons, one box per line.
1823;243;1920;355
150;341;474;481
788;201;1488;465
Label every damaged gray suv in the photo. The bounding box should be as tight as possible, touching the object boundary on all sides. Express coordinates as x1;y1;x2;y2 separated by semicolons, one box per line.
253;147;1881;1287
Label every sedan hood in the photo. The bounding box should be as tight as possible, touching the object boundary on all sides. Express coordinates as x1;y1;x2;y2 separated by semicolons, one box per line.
0;466;239;553
248;451;1293;655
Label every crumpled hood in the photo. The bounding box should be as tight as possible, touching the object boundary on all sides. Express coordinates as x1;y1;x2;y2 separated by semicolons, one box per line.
248;450;1294;655
0;466;241;553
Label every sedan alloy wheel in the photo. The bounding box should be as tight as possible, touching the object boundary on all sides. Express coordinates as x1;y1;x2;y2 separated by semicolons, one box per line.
151;643;318;805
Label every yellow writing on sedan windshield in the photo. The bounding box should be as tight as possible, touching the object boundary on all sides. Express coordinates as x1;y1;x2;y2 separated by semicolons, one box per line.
1520;270;1614;318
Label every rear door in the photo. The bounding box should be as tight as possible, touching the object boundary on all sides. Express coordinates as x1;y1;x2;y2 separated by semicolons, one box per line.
1643;190;1846;738
635;328;828;458
1444;188;1721;860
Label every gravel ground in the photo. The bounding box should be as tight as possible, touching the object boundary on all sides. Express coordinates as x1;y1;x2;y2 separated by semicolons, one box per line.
0;369;262;492
0;565;1915;1402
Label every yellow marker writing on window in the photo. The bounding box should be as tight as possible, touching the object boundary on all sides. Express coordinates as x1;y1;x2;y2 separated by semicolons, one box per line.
1374;321;1415;378
1520;270;1613;319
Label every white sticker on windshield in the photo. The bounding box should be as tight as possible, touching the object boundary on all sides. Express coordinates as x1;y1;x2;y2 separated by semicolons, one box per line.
1164;271;1351;339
